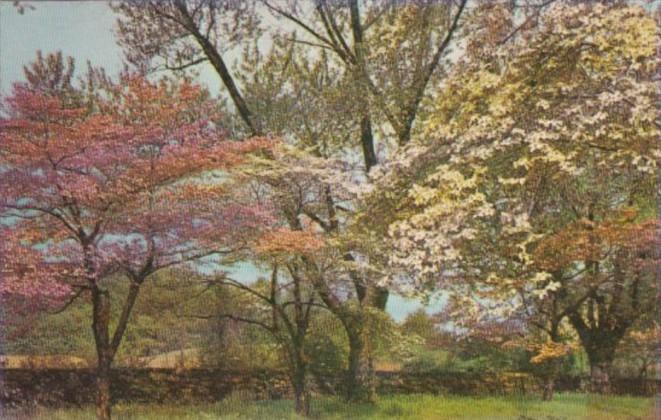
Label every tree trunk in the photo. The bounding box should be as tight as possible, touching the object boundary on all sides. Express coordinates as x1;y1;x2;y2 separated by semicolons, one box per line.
589;361;613;394
369;287;389;311
345;328;376;403
92;288;113;420
96;357;112;420
541;376;555;401
540;328;561;402
567;306;625;395
292;360;310;417
584;342;617;394
304;255;380;404
359;115;377;172
361;286;387;401
173;1;259;136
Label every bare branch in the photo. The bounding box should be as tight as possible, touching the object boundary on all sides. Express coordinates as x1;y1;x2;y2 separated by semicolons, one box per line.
164;57;208;71
50;286;88;314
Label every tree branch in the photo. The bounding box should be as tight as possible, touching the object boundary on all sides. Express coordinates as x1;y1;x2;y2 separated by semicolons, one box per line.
50;286;88;314
110;282;141;356
398;0;467;145
164;57;208;71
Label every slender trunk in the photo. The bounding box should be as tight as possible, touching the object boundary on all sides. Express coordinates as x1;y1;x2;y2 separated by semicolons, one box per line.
541;376;555;401
346;328;376;403
96;356;112;420
540;351;558;401
305;268;375;402
540;327;562;402
195;34;258;135
362;286;387;396
398;0;467;146
292;357;310;416
637;361;648;381
293;379;310;416
347;0;377;173
174;1;259;136
303;256;379;403
359;115;377;172
92;288;113;420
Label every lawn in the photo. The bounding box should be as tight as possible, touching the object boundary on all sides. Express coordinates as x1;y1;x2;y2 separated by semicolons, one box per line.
4;394;657;420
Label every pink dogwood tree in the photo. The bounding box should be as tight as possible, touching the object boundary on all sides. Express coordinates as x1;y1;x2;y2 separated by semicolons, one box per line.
0;66;271;419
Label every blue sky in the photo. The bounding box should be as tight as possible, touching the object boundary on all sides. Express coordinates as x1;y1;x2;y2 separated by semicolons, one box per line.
0;2;228;96
0;1;442;322
0;2;120;94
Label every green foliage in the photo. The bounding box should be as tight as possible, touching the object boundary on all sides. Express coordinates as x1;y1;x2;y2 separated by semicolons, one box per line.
112;271;209;362
1;301;95;361
401;310;436;345
235;39;359;156
402;349;451;374
2;269;231;366
306;311;349;379
193;280;284;370
362;306;420;363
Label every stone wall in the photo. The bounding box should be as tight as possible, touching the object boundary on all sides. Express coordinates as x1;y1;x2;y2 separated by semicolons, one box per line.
0;368;657;408
0;368;291;408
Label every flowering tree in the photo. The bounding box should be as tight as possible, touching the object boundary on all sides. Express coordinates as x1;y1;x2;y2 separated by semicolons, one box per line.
0;61;270;419
237;144;395;402
197;228;323;416
368;2;659;394
113;0;584;404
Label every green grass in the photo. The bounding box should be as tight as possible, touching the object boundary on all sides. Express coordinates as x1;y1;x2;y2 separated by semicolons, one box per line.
5;393;657;420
